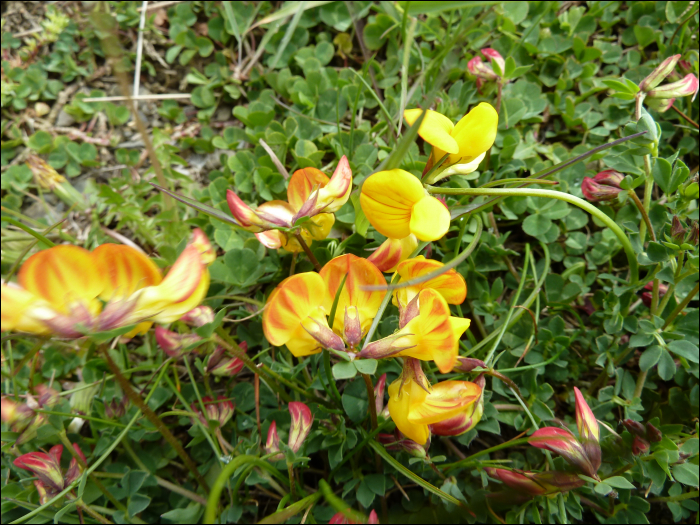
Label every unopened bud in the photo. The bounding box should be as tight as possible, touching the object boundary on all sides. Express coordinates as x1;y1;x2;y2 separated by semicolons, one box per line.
645;422;662;442
468;55;499;81
398;293;420;329
486;468;585;496
453;357;487;373
622;419;646;436
343;306;362;348
648;74;699;100
689;222;699;246
301;316;346;352
1;397;34;428
205;345;246;376
35;385;59;408
360;332;416;360
529;427;597;478
640;55;681;92
646;97;676;113
64;443;87;485
581;173;623;202
265;421;284;460
288;402;313;453
481;48;505;75
155;326;201;357
26;155;86;210
378;430;429;459
641;281;669;308
180;306;216;327
105;396;128;419
13;444;65;492
574;387;601;473
632;435;650;455
671;216;687;243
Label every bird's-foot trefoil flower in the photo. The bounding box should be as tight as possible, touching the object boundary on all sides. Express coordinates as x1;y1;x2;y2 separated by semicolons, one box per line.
191;396;234;429
392;255;466;327
403;103;498;183
386;358;482;445
264;421;284;461
528;427;598;479
640;54;681;92
367;234;418;272
361;288;470;373
288;401;313;453
360;169;451;242
226;157;351;252
581;170;624;202
1;229;214;338
262;254;386;356
205;341;247;376
485;468;585;497
429;374;485;437
574;386;601;474
14;443;87;504
468;48;506;92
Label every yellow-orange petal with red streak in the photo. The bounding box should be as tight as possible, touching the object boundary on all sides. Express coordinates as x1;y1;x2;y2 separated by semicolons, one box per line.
150;270;210;324
1;283;52;334
18;245;104;314
305;213;335;242
367;235;418;273
92;244;162;300
320;254;386;335
360;170;425;239
403;109;459;154
315;156;352;213
262;272;327;348
394;255;466;308
391;289;466;373
408;380;481;425
287;167;329;212
256;230;286;250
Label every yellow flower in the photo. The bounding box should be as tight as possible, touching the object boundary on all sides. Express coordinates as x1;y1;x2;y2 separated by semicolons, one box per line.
359;169;450;242
1;230;214;338
392;255;467;313
227;157;351;252
404;103;498;180
387;363;482;445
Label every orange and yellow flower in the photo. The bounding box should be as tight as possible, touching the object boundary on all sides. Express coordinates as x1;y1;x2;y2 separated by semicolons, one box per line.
387;360;482;445
262;254;386;356
403;103;498;181
360;169;451;242
1;229;214;338
360;288;470;373
227;157;352;252
392;255;466;314
367;234;418;272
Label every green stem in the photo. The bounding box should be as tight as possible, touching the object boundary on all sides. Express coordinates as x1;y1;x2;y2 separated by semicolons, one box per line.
429;187;639;283
649;490;699;503
663;282;699;329
287;462;296;499
257;491;322;524
443;438;531;471
323;350;343;405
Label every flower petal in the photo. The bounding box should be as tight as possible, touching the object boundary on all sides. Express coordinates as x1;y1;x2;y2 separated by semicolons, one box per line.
403;109;459;154
387;377;430;445
92;244;162;300
367;234;418;273
305;212;335;241
320;254;386;335
360;170;425;239
316;155;352;213
19;245;104;314
449;102;498;163
288;401;314;453
408;380;481;425
287;167;330;212
409;196;450;242
262;272;329;348
1;283;52;334
394;255;467;308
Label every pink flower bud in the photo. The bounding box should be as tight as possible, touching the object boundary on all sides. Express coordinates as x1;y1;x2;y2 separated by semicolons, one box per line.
671;216;687;243
368;510;380;524
155;326;201;357
191;396;234;427
374;374;386;416
468;56;499;81
645;422;662;442
574;387;601;472
641;281;669;308
481;48;505;75
180;306;216;327
453;357;488;373
646;97;676;113
343;306;363;348
359;332;417;360
329;509;379;524
622;419;646;436
529;427;597;478
288;402;313;453
205;345;246;377
648;74;699;99
64;443;87;485
640;54;681;92
581;170;624;202
35;385;59;408
678;60;693;74
265;421;284;460
486;468;585;496
14;444;65;492
1;397;34;429
632;435;650;455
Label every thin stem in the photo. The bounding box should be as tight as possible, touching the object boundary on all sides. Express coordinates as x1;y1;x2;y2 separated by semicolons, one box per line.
628;190;656;241
75;500;112;524
670;104;699;128
430;187;639;283
650;490;699;503
639;155;654;243
663;282;699;329
100;347;210;492
362;373;378;431
287;462;296;499
323;350;343;406
294;233;322;271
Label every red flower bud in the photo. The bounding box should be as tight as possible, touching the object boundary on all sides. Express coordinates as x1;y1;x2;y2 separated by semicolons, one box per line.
645;422;662;442
155;326;201;357
529;427;597;477
265;421;284;461
180;306;215;327
632;435;650;455
581;170;624;202
640;55;681;92
622;419;646;436
486;468;585;496
453;357;488;373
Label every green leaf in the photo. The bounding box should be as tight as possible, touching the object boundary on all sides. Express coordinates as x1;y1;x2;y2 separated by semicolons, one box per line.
646;242;671;263
128;494;151;518
633;26;656;49
594;482;613;495
657;349;676;381
522;214;552;237
27;130;54;153
333;361;357;380
604;476;635;489
639;346;663;371
398;1;498;14
354;359;377;375
672;463;699;487
667;341;699;363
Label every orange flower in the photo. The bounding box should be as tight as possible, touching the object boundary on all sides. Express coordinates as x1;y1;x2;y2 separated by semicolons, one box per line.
1;230;213;338
227;157;351;252
360;289;470;373
392;255;466;314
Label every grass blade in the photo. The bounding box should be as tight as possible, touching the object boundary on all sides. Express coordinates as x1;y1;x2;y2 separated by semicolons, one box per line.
149;183;241;228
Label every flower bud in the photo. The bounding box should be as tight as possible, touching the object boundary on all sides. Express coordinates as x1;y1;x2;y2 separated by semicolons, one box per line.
481;48;505;75
105;396;128;419
671;216;687;243
646;97;676;112
645;422;662;443
647;74;699;100
377;430;429;459
574;387;601;473
64;443;87;485
468;55;499;81
689;222;699;246
641;281;669;308
486;468;585;496
300;316;346;352
191;396;234;428
640;55;681;92
1;397;34;429
288;402;313;453
265;421;284;460
329;509;379;524
359;332;416;360
14;444;65;492
632;435;650;455
155;326;201;357
180;306;216;327
581;176;623;202
374;373;386;416
35;385;59;408
205;344;246;377
453;357;487;373
398;293;420;329
622;419;646;436
529;427;597;478
26;155;86;210
343;306;363;348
